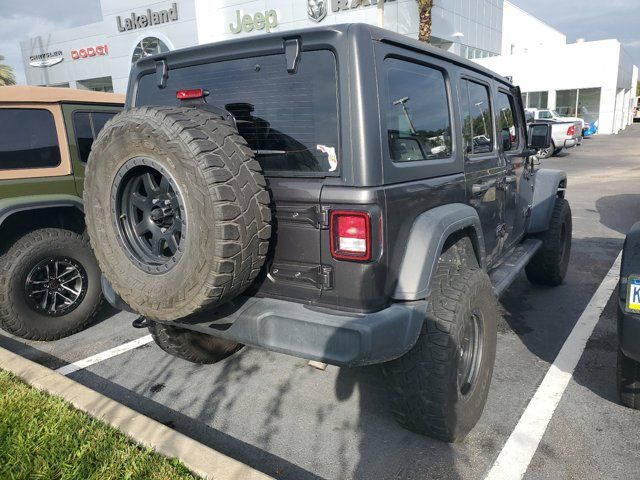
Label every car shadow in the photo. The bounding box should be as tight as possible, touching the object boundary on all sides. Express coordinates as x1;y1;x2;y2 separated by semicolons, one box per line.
499;236;622;364
498;234;623;414
594;194;640;236
90;303;121;328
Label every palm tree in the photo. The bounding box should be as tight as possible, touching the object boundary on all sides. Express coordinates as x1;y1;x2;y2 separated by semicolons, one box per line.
0;55;16;86
417;0;433;43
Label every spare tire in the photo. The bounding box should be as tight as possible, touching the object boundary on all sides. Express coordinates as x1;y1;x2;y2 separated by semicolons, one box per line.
84;106;271;320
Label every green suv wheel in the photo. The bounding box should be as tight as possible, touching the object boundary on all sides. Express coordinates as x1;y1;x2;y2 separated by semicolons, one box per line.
0;228;103;340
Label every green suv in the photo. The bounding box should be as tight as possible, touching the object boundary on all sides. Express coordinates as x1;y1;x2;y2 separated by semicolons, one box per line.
0;86;123;340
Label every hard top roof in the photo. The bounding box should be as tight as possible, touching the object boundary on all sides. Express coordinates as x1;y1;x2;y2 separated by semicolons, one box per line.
132;23;513;89
0;86;125;105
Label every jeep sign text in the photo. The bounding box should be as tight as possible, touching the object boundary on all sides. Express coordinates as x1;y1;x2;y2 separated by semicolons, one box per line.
117;3;178;32
229;9;278;34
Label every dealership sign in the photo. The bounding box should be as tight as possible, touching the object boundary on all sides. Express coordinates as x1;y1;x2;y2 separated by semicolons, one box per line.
117;3;178;32
308;0;327;22
29;51;63;68
307;0;394;20
229;9;278;34
331;0;393;11
71;45;109;60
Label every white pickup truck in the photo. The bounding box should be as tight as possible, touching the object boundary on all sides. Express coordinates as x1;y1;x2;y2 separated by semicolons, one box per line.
526;108;585;131
525;110;582;159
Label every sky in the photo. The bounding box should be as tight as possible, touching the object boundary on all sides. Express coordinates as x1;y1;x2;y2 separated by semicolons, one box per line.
0;0;638;84
0;0;102;84
508;0;640;64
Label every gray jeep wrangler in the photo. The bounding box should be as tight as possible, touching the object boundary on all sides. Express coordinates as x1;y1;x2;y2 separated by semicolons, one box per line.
85;24;570;442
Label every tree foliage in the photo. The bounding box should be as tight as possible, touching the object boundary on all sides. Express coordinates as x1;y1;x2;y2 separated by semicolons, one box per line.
0;55;16;86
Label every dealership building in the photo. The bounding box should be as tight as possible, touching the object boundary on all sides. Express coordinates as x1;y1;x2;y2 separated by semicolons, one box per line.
20;0;637;134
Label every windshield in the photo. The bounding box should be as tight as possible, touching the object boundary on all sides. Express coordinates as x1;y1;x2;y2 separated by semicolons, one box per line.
135;50;340;176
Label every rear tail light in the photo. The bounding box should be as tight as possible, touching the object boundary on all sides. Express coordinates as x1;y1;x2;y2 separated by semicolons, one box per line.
176;88;208;100
567;125;575;136
330;211;371;261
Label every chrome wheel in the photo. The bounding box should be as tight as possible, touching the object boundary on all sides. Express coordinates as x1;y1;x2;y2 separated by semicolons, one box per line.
457;310;484;395
24;257;88;317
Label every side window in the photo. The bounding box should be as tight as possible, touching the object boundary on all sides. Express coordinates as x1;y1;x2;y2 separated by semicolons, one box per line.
460;79;493;155
0;109;61;170
73;111;117;163
539;110;552;119
74;112;93;164
497;91;520;151
91;112;115;134
385;59;452;162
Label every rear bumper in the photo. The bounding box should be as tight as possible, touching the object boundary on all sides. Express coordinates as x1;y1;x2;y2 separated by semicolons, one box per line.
563;138;577;148
618;299;640;362
170;297;425;367
102;276;425;367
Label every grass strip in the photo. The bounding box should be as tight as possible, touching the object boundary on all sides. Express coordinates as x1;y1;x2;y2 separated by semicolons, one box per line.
0;369;199;480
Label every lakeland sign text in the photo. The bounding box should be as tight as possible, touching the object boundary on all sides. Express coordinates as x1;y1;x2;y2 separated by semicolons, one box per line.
117;3;179;32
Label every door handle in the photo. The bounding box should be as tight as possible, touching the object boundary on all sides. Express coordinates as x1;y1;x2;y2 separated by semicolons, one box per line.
472;182;491;195
504;175;517;184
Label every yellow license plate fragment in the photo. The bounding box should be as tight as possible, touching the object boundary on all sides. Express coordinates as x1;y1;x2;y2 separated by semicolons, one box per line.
627;277;640;312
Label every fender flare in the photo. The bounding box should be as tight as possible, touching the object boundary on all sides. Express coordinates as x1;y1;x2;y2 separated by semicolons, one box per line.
0;195;84;228
392;203;485;301
527;169;567;234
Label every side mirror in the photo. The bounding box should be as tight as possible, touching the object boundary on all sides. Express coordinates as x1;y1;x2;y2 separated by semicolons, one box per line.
528;123;552;150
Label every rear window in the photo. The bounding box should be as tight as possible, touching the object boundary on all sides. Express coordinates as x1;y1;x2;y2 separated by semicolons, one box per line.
0;108;61;170
135;50;340;176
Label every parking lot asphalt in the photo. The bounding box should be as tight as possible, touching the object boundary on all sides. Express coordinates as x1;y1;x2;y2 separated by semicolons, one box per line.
2;126;640;480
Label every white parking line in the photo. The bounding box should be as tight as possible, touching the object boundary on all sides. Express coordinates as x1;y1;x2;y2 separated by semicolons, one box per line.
485;251;622;480
55;334;154;376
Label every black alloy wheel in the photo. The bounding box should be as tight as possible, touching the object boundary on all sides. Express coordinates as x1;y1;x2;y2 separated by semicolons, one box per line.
0;228;103;341
114;158;187;274
457;311;484;396
24;257;88;317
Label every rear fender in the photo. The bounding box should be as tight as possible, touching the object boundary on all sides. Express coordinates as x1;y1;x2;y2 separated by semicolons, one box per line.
0;195;84;228
392;203;485;301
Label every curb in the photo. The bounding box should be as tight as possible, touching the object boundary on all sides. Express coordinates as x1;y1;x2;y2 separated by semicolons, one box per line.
0;346;274;480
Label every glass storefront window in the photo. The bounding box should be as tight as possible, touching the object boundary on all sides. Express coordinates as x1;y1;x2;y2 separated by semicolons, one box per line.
131;37;170;63
77;76;113;93
556;89;578;116
525;91;549;109
556;88;601;125
577;88;601;124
